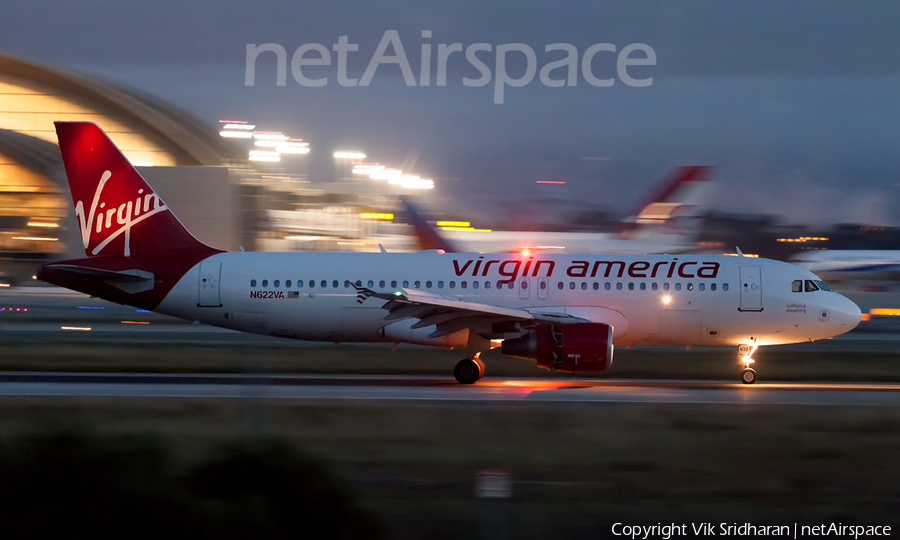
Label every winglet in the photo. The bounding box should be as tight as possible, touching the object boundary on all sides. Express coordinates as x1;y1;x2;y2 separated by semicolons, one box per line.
379;244;388;254
736;246;745;257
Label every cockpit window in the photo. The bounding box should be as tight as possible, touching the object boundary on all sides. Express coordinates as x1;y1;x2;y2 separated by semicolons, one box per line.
814;280;832;292
791;280;802;293
804;280;819;292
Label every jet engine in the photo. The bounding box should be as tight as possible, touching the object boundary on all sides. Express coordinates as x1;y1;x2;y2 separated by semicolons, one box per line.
501;323;613;373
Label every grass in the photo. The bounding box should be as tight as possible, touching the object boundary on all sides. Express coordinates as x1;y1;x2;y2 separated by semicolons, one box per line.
0;397;897;538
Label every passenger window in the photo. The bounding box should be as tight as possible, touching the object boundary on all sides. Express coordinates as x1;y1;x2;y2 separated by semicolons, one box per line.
605;283;611;291
403;280;409;288
450;281;456;289
521;281;528;290
274;280;280;288
723;283;729;291
414;280;420;289
356;280;362;286
508;282;515;289
540;281;548;290
320;280;327;288
792;280;802;293
368;280;374;288
710;283;716;291
638;283;645;291
616;283;623;290
426;281;432;288
687;283;693;291
805;280;819;292
484;281;491;289
391;280;397;288
581;282;587;290
675;283;682;291
651;283;658;291
332;280;338;288
379;280;385;288
250;279;257;287
286;280;292;288
628;283;634;290
699;283;705;291
308;280;314;288
593;282;599;290
438;281;444;289
664;283;670;291
569;282;576;290
472;281;479;289
461;281;468;289
558;282;564;290
262;280;268;287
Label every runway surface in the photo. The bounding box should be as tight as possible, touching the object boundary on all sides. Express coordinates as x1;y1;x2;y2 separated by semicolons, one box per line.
0;373;897;406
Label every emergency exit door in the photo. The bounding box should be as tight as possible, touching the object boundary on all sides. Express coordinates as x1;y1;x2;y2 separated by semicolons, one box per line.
738;266;762;311
198;261;222;307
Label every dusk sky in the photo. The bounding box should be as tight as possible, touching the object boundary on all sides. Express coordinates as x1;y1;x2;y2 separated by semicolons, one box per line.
3;1;900;226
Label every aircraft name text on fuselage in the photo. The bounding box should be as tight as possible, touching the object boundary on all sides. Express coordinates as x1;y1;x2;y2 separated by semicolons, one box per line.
452;257;721;281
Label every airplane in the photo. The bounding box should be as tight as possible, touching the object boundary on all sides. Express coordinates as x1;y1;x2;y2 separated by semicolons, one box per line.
410;165;712;254
791;250;900;285
38;123;861;385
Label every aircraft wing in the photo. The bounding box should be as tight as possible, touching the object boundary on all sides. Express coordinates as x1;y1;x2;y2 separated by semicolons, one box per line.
352;283;588;338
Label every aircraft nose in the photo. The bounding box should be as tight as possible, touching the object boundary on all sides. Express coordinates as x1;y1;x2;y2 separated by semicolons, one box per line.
830;294;861;334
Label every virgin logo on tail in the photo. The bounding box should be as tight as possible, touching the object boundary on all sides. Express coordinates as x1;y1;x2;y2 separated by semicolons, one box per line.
74;170;169;257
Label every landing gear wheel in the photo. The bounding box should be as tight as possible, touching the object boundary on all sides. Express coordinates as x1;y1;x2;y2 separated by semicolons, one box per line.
474;358;485;380
741;368;757;385
454;359;481;384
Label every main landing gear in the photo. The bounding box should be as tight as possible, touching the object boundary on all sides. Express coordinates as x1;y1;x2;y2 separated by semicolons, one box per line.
738;342;758;385
454;355;485;385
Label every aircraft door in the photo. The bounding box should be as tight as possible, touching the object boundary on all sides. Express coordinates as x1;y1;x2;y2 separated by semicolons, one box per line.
739;266;762;311
518;277;530;299
198;261;222;307
538;277;549;300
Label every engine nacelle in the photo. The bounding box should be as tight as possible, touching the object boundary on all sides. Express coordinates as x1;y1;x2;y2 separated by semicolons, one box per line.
501;323;613;373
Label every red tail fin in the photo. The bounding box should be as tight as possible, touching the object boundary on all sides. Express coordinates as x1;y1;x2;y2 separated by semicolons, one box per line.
55;122;215;257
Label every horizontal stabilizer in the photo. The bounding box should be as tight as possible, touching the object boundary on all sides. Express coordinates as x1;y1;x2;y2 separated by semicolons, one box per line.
42;264;155;294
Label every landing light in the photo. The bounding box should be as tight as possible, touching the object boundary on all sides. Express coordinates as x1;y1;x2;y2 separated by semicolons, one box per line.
662;295;671;304
520;248;530;256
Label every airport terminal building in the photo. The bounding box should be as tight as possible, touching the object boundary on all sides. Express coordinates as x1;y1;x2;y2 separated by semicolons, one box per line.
0;54;412;284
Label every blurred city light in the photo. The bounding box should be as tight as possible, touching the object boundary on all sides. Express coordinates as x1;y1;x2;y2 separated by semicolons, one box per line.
334;151;367;159
248;150;281;162
27;221;59;228
436;221;470;227
219;130;252;138
359;213;394;220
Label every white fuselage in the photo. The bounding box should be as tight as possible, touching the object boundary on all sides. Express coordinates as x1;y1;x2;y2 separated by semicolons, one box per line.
156;251;861;348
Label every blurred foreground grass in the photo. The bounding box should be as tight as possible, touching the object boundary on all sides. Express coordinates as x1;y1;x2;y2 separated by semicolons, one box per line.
0;397;898;538
0;341;898;382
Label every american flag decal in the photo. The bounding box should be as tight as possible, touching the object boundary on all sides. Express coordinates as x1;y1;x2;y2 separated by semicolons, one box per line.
288;291;299;299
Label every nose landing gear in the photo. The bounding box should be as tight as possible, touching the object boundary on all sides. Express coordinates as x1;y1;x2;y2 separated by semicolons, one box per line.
738;342;758;384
